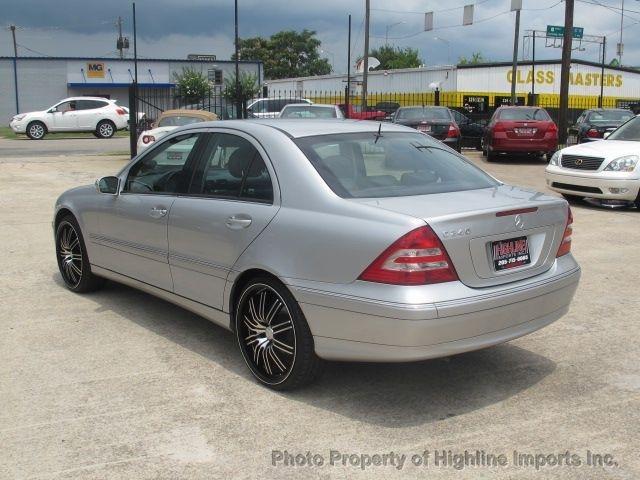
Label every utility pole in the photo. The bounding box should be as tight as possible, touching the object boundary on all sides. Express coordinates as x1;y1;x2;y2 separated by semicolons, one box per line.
558;0;574;147
346;14;351;119
234;0;242;119
599;36;606;108
9;25;19;114
531;30;536;102
129;3;139;158
361;0;370;111
510;7;521;105
116;16;124;58
618;0;624;65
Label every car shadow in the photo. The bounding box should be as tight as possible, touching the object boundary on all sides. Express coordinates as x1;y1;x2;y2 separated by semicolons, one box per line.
53;274;557;428
483;153;549;165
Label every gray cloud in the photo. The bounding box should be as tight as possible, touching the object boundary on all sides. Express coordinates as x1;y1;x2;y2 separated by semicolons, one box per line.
1;0;638;74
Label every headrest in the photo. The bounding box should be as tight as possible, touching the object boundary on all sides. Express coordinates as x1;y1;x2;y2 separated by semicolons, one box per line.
228;147;263;178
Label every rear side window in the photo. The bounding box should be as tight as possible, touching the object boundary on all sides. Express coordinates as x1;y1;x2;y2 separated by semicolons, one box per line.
77;100;108;110
193;134;273;202
498;108;550;121
295;132;498;198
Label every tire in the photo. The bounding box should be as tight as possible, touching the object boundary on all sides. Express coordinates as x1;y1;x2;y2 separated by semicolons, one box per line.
545;151;555;163
55;215;105;293
234;276;323;390
487;148;497;162
561;194;583;203
481;138;487;157
26;121;46;140
96;120;116;139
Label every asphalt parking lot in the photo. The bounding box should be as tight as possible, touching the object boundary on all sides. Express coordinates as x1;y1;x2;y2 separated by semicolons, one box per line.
1;139;639;479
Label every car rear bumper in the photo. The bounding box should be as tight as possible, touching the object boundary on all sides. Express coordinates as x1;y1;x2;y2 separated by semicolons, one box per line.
490;135;557;153
545;168;640;201
287;255;580;362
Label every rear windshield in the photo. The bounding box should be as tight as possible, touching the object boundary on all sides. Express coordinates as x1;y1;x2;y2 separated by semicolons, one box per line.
397;107;451;121
588;110;634;123
158;116;204;127
281;106;337;118
294;132;498;198
497;108;550;121
607;115;640;141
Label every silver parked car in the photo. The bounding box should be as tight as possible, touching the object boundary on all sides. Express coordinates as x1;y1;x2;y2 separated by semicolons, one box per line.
54;120;581;390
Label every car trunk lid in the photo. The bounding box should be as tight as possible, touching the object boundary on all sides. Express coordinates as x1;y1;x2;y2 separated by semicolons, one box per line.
351;185;568;288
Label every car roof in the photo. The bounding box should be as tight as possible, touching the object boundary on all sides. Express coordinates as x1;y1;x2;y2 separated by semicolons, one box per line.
179;119;416;138
60;96;114;102
282;103;335;108
158;109;218;120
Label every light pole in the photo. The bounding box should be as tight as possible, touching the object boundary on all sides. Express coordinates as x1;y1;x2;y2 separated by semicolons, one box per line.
385;21;405;45
321;49;335;72
433;36;450;64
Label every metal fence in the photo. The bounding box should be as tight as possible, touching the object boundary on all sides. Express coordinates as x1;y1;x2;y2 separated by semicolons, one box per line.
127;84;640;156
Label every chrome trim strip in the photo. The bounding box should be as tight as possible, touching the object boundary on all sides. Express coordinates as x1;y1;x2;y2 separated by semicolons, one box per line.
169;251;231;273
89;233;168;257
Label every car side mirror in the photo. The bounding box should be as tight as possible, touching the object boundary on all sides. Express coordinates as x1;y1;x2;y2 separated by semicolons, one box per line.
603;131;611;139
49;107;57;113
95;176;120;195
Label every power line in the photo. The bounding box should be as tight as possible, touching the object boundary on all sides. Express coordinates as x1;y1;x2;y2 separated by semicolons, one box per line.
371;0;491;15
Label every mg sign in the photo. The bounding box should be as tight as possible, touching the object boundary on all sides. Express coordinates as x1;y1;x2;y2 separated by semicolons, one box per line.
86;62;105;78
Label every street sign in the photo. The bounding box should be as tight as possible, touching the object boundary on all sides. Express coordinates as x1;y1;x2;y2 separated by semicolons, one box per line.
546;25;584;39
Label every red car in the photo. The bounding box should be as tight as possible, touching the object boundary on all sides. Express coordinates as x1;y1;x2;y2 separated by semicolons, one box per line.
482;106;558;161
337;103;386;120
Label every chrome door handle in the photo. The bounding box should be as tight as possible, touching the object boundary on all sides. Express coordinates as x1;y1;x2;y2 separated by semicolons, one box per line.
149;207;168;219
225;214;252;230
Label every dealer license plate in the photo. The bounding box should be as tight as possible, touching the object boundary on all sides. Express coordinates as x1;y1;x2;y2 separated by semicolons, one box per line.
166;151;183;161
417;124;431;133
492;236;531;271
515;127;536;136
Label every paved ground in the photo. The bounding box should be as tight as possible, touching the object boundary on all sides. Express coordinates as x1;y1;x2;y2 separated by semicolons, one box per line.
1;141;639;479
0;136;129;158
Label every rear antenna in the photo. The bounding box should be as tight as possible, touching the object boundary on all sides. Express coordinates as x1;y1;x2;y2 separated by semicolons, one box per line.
374;122;383;143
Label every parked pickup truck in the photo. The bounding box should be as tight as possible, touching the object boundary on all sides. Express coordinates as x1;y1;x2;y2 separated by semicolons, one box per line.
337;103;386;120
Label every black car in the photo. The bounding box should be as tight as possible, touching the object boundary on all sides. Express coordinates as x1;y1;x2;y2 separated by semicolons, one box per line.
450;109;486;150
392;106;461;152
568;108;634;144
375;101;401;120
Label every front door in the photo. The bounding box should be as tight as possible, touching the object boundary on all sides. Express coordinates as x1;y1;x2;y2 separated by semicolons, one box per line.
168;132;280;309
92;132;205;291
50;100;79;130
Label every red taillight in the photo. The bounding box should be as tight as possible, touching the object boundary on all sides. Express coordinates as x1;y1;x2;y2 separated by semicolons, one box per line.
586;128;600;138
556;207;573;257
142;135;155;144
116;108;127;115
548;122;558;134
447;123;460;138
358;226;458;285
493;122;506;133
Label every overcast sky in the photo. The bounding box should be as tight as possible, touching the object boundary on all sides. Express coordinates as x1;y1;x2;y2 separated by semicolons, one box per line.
2;0;638;74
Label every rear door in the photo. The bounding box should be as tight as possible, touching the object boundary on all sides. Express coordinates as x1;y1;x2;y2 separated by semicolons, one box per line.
167;131;280;309
76;100;107;129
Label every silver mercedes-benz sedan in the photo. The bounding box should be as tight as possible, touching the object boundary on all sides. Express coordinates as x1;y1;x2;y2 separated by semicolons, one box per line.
54;119;580;390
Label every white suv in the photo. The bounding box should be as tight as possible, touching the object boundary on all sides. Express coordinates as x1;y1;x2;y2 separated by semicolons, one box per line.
10;97;129;140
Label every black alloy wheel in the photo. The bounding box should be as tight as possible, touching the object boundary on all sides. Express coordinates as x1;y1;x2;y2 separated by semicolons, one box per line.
235;277;322;390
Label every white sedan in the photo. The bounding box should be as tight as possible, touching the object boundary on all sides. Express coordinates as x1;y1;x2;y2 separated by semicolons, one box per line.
546;115;640;207
9;97;129;140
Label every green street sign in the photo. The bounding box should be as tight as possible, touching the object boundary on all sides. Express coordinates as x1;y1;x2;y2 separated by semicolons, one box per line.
546;25;584;39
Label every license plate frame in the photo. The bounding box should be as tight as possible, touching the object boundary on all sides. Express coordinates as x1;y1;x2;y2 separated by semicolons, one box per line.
515;127;536;136
492;236;531;271
417;124;431;133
